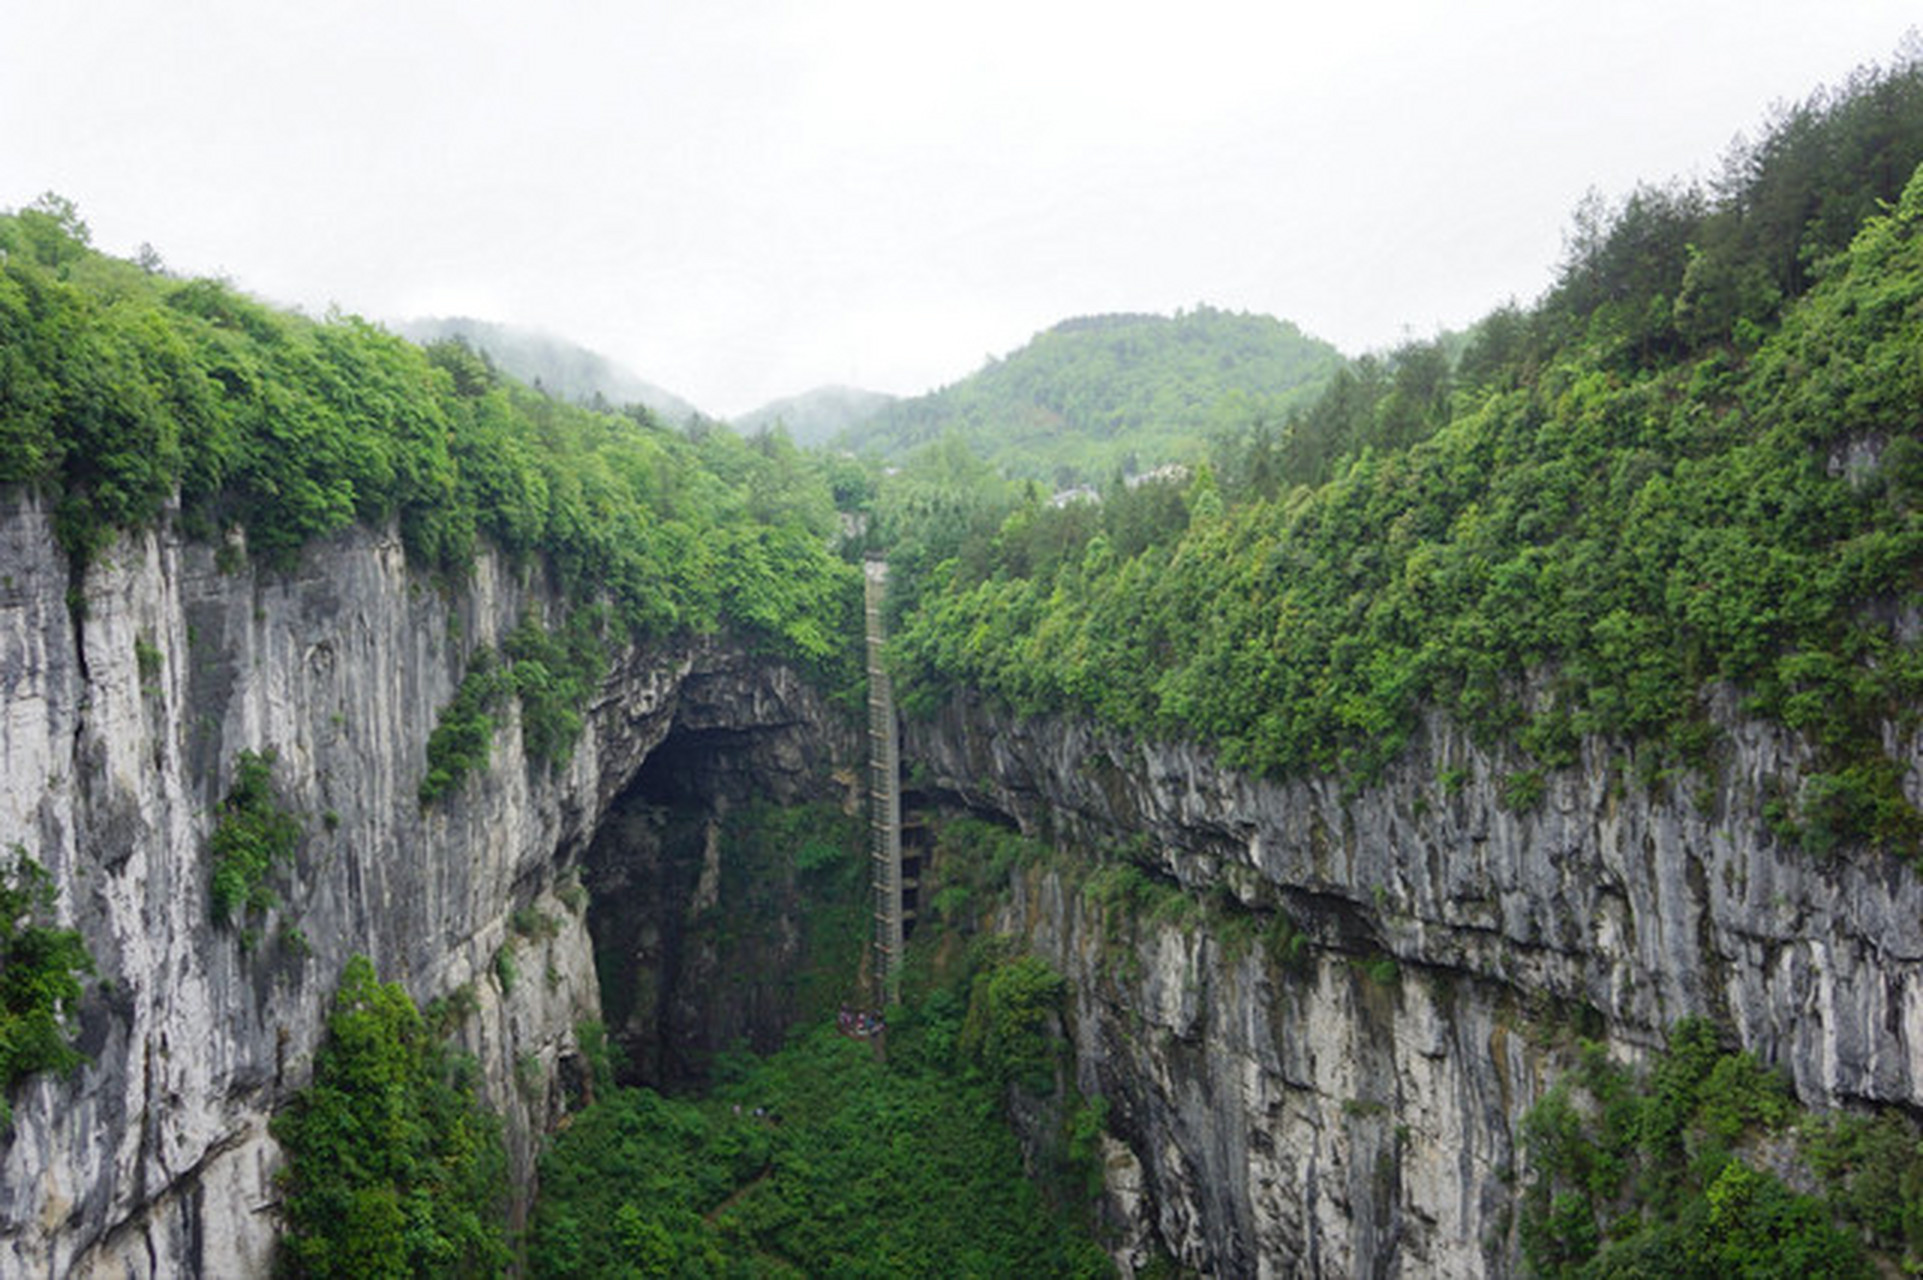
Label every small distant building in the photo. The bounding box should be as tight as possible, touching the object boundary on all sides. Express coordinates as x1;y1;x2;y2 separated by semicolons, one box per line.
1049;485;1101;508
1125;463;1192;490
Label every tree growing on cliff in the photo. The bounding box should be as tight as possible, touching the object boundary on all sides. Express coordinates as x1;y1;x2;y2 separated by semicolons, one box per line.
208;749;302;931
272;955;508;1277
0;849;94;1133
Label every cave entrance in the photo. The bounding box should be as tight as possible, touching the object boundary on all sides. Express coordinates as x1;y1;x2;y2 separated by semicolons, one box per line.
581;719;864;1092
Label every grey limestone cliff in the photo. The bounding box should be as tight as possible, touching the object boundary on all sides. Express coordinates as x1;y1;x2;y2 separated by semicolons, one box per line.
0;492;846;1276
5;473;1918;1278
905;690;1923;1277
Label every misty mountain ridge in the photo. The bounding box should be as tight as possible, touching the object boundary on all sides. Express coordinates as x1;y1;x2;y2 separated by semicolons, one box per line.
396;315;706;423
733;384;898;446
396;308;1349;486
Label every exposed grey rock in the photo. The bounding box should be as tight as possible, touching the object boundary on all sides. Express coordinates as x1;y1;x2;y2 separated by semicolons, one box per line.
7;472;1917;1277
0;492;849;1276
905;690;1923;1277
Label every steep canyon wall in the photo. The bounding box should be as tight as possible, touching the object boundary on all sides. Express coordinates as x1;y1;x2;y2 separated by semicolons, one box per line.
5;478;1919;1278
0;493;847;1276
907;692;1923;1277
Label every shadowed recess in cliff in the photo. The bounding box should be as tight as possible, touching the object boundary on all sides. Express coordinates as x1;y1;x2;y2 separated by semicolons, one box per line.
580;719;866;1092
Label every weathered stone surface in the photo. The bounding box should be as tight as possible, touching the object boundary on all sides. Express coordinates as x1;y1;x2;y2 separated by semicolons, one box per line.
906;690;1923;1277
0;493;848;1276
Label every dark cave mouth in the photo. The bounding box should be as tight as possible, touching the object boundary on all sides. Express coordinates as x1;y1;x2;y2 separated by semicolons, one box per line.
577;718;860;1092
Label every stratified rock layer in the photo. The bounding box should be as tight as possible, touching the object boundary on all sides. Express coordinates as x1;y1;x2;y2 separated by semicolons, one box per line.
906;691;1923;1277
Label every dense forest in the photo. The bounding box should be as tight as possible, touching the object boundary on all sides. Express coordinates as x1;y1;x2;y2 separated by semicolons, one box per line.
840;306;1343;484
888;51;1923;859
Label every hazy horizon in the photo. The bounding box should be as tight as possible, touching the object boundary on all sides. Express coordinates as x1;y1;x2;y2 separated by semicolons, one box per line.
5;2;1918;417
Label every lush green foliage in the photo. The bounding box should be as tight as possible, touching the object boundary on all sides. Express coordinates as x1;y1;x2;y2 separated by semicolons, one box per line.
208;749;301;927
528;1021;1110;1277
0;850;94;1132
1208;334;1460;497
958;952;1067;1093
418;653;511;804
534;805;1112;1278
1800;1108;1923;1257
844;307;1341;484
895;101;1923;854
504;609;607;765
419;611;609;803
0;199;858;684
1531;50;1923;371
273;955;509;1278
1516;1018;1923;1277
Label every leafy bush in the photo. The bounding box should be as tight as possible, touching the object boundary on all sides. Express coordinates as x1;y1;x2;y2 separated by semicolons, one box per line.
960;953;1067;1093
208;749;301;927
1517;1019;1880;1277
0;850;94;1132
418;611;610;804
272;956;509;1277
503;610;604;766
418;653;509;804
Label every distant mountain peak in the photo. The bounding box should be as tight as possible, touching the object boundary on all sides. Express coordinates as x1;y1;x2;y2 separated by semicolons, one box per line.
841;306;1342;482
396;316;703;422
733;384;898;447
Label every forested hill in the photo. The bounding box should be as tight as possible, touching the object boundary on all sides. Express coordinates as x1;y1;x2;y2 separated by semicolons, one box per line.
397;315;704;422
840;307;1343;483
890;51;1923;860
734;383;898;447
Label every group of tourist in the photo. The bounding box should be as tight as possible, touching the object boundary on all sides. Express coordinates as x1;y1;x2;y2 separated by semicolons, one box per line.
836;1005;885;1039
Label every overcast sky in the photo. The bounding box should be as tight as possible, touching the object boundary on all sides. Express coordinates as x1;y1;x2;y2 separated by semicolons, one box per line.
4;3;1918;418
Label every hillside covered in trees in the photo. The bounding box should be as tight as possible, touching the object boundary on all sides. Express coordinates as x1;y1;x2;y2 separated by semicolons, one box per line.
889;49;1923;859
840;306;1343;484
0;205;858;690
396;316;705;423
7;41;1923;1280
733;384;898;447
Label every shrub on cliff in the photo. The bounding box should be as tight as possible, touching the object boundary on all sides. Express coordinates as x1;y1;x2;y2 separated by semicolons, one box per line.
0;849;94;1133
208;749;301;928
1517;1018;1909;1277
272;955;508;1277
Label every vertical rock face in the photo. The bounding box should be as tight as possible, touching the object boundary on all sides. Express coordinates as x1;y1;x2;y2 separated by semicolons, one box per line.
906;692;1923;1278
0;493;849;1277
